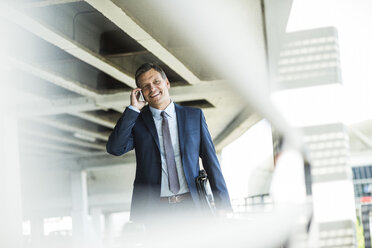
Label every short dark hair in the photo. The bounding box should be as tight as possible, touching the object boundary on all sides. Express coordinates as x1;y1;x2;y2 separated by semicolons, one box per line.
134;63;167;87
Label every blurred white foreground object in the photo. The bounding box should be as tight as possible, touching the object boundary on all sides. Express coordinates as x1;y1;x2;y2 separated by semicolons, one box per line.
270;149;307;206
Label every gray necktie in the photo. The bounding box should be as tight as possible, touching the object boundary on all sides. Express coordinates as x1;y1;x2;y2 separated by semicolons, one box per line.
161;111;180;194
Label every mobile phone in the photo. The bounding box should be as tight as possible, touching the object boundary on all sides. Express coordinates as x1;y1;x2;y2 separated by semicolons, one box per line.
137;90;145;102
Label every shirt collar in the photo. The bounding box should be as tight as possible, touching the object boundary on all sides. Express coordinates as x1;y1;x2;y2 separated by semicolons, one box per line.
149;100;175;119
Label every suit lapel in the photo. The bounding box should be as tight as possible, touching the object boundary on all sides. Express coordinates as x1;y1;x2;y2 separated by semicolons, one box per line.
141;106;160;151
175;104;186;158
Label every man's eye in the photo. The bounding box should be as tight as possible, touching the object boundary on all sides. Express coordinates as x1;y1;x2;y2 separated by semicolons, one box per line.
154;80;160;84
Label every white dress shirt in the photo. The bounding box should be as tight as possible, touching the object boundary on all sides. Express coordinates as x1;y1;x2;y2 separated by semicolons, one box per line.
129;102;189;197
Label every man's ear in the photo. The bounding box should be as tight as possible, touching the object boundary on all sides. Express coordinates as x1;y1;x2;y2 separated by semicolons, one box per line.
166;78;170;89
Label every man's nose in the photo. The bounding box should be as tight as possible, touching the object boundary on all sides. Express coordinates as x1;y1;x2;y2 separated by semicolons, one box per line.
149;83;156;91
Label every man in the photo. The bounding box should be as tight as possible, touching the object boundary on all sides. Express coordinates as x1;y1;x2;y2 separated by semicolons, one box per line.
106;63;231;223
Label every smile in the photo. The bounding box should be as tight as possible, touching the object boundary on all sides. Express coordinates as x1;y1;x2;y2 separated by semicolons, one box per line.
150;92;160;98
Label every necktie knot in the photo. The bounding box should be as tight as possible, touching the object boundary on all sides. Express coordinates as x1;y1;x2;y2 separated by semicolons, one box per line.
161;111;167;119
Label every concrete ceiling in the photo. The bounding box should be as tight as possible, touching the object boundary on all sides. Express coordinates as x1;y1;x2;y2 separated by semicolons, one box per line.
5;0;263;161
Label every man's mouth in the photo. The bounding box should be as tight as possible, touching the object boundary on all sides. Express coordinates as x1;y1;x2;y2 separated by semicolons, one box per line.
150;92;160;98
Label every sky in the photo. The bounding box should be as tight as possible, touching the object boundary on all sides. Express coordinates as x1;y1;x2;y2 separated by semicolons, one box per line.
222;119;273;199
285;0;372;125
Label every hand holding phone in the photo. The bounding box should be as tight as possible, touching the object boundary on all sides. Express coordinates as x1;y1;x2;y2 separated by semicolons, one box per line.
130;88;146;110
136;90;145;102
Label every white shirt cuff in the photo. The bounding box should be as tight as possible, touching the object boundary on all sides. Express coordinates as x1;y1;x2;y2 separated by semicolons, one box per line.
128;105;140;113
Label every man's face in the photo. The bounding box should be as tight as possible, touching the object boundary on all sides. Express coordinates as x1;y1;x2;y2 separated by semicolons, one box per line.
137;68;171;110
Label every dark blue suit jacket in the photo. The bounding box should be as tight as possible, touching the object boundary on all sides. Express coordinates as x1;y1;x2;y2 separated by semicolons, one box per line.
106;103;231;221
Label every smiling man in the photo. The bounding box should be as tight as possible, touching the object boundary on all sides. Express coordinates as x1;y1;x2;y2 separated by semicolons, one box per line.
106;62;231;224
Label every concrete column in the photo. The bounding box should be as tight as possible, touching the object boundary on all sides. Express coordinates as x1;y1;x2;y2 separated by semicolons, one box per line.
70;170;89;247
103;213;115;246
0;112;23;248
91;208;103;241
30;215;44;246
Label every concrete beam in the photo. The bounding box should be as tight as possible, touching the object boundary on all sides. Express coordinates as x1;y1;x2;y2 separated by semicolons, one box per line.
19;0;83;8
20;139;94;155
104;50;150;58
2;5;136;88
20;129;106;150
20;147;76;160
16;80;232;116
96;80;230;108
9;58;100;98
85;0;201;84
9;58;125;120
69;112;116;129
32;117;110;141
21;149;108;163
30;153;136;170
78;153;136;170
214;106;261;151
14;97;99;117
9;58;125;123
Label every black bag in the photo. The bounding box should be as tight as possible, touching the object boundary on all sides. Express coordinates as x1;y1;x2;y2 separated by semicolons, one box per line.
195;170;216;215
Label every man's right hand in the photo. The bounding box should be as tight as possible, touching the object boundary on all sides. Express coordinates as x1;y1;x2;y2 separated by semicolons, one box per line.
130;88;146;110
